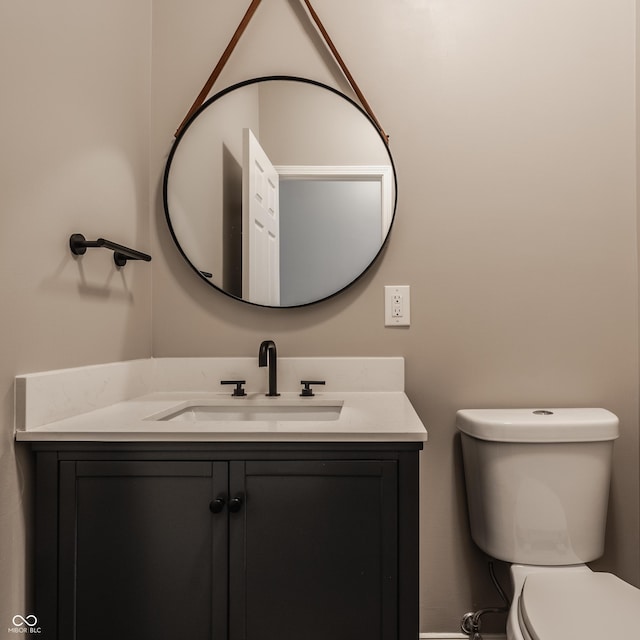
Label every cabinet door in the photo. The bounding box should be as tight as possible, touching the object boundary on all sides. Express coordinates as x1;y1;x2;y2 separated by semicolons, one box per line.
229;460;398;640
58;460;228;640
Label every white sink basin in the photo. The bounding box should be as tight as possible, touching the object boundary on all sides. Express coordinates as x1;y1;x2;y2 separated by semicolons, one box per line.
152;400;343;422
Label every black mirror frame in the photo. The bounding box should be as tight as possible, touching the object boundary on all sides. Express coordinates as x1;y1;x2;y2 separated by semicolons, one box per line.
162;75;397;308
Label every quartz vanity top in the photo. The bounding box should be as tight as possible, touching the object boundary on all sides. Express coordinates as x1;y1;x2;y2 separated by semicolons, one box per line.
14;358;427;443
14;391;426;443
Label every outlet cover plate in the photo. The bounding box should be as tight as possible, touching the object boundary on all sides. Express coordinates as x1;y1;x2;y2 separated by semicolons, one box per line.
385;285;410;326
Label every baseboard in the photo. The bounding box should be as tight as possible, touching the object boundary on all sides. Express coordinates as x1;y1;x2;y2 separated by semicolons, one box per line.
420;634;507;640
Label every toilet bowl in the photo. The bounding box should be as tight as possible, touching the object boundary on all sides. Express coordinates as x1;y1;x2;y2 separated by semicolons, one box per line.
507;564;640;640
456;408;640;640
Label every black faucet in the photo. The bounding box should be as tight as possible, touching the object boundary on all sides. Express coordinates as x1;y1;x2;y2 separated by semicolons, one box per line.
258;340;280;397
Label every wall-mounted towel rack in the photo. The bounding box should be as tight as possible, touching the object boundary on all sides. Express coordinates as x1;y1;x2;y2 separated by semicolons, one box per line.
69;234;152;267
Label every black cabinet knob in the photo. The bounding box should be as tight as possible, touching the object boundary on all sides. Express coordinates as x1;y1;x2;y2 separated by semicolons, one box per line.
228;497;243;513
209;498;225;514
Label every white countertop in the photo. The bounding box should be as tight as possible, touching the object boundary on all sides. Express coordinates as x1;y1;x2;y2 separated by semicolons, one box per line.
14;358;428;444
15;391;427;443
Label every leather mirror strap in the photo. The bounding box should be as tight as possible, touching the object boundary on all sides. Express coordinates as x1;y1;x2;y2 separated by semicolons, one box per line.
174;0;389;144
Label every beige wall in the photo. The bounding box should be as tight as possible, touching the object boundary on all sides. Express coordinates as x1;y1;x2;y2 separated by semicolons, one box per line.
0;0;152;625
0;0;637;635
152;0;639;632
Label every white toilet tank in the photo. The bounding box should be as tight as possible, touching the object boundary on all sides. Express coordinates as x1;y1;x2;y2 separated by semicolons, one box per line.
456;408;619;566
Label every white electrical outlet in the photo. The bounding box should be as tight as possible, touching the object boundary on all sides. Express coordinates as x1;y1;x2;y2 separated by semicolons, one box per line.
385;285;410;326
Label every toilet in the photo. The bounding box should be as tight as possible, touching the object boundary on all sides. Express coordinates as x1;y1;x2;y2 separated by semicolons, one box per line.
456;408;640;640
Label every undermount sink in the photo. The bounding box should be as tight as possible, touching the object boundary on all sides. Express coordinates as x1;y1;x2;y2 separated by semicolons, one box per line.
151;400;343;423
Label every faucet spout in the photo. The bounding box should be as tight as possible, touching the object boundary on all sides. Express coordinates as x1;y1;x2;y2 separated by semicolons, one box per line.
258;340;280;397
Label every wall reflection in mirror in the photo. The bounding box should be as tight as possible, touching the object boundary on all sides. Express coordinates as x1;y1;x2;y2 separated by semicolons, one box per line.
163;77;396;307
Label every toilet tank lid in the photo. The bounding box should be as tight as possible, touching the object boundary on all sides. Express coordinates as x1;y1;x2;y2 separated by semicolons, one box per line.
456;408;619;443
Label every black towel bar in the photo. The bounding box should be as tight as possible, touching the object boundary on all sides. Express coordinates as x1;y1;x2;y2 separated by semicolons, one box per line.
69;233;151;267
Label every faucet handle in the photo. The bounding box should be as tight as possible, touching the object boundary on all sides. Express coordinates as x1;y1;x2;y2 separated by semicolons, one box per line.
300;380;326;397
221;380;247;397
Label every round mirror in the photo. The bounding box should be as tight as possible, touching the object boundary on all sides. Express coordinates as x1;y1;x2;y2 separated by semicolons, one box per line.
163;76;396;307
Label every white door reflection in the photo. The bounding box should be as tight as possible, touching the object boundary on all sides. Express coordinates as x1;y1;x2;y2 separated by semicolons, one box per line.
243;128;280;306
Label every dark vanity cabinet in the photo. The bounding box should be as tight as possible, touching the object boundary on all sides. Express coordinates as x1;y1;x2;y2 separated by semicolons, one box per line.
33;442;421;640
